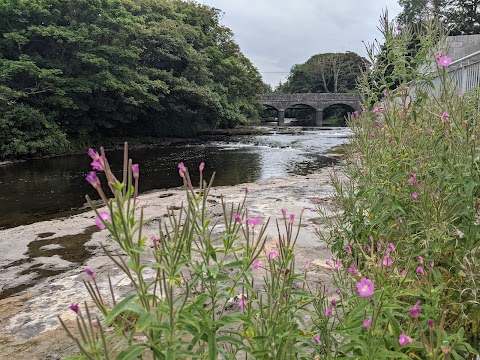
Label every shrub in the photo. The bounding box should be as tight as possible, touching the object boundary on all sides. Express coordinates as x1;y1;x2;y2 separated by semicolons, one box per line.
60;144;313;359
317;16;480;359
0;104;69;158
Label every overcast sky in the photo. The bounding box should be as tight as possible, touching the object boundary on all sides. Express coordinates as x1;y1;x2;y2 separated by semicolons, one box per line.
199;0;402;87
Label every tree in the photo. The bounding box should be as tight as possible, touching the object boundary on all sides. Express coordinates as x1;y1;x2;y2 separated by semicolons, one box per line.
443;0;480;35
397;0;480;35
0;0;267;158
397;0;446;24
275;52;369;93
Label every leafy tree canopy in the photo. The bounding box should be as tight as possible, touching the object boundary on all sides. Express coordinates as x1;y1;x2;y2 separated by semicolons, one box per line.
398;0;480;35
0;0;268;158
275;52;369;93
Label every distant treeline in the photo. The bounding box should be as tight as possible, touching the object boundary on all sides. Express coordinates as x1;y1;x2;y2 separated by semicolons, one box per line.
0;0;268;159
275;52;370;94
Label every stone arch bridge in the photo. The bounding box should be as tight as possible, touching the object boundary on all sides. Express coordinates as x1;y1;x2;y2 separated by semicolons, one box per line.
261;93;361;126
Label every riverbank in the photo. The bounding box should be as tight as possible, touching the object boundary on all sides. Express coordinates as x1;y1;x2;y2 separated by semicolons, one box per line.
0;126;271;165
0;165;343;358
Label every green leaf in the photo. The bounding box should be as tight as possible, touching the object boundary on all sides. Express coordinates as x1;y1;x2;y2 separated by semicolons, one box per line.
116;344;149;360
224;260;243;268
105;294;138;324
135;312;155;332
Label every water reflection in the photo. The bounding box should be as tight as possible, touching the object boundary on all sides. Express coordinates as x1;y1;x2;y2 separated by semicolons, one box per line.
0;128;350;229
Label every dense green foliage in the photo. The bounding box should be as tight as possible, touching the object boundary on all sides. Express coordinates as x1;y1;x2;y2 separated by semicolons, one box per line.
398;0;480;35
0;0;267;159
362;13;445;103
275;52;369;94
318;19;480;358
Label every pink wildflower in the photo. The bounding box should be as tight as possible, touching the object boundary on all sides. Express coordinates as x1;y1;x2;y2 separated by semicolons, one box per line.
70;303;80;314
353;110;359;118
95;211;111;230
409;301;422;318
333;260;343;271
91;157;104;171
363;318;372;328
289;213;294;223
412;192;419;200
246;217;261;227
199;162;205;171
132;164;139;179
438;56;452;67
441;112;449;120
269;252;277;259
382;257;393;267
86;171;100;189
234;214;242;224
88;148;100;161
348;264;361;277
305;260;311;269
313;335;320;344
178;162;186;177
345;244;352;255
84;268;95;279
387;242;395;251
252;259;260;270
416;266;425;275
418;256;423;264
399;333;413;346
238;297;247;311
281;208;287;219
325;307;333;317
356;278;374;298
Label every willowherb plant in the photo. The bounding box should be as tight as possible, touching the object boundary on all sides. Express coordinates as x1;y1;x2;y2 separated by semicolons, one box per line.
315;14;480;360
59;143;314;359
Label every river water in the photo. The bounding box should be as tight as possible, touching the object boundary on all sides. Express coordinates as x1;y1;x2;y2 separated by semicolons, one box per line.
0;126;351;230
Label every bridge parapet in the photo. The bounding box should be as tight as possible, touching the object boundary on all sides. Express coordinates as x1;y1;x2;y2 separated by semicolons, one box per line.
261;93;361;102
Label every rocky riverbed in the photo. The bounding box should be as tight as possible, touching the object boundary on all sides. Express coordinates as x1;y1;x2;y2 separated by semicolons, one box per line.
0;166;343;359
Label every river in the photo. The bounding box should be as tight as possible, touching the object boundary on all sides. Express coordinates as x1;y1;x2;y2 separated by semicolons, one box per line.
0;126;351;230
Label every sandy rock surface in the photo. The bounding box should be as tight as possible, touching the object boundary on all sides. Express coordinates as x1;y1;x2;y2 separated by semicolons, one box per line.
0;167;342;359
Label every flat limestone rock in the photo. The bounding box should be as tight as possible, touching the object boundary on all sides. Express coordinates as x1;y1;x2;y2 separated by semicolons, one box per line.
0;166;344;359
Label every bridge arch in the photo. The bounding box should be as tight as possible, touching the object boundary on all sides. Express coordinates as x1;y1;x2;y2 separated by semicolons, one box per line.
261;93;361;126
323;103;357;127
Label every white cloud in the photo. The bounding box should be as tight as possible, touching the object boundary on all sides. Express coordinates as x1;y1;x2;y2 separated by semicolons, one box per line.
200;0;402;86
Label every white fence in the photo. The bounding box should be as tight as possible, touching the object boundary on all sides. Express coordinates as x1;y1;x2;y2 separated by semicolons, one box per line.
447;50;480;93
423;50;480;96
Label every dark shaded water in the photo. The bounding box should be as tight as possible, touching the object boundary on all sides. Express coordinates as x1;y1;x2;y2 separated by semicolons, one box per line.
0;226;98;299
0;127;351;229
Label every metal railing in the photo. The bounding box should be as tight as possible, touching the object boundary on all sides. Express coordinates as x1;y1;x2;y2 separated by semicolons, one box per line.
449;50;480;93
425;50;480;95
